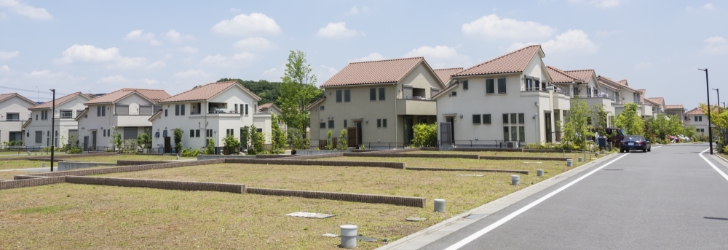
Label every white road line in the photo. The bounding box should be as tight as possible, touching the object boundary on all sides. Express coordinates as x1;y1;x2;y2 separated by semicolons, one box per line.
699;148;728;182
444;153;630;250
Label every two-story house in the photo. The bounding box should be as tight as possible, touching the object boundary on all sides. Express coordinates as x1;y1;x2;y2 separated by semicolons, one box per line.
434;45;568;148
548;67;616;127
76;88;170;151
665;104;685;123
647;97;666;115
308;57;448;148
23;92;93;147
150;81;261;153
598;76;644;117
684;107;710;136
254;103;286;144
0;93;36;145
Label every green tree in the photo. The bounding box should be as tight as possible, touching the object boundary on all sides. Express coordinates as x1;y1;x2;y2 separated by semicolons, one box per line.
205;139;215;154
412;123;437;147
241;125;250;150
111;129;123;151
137;132;152;152
562;100;593;149
223;135;241;155
249;125;264;155
173;128;183;154
325;129;334;150
270;114;286;154
591;104;608;136
278;50;324;149
338;128;347;150
615;103;644;136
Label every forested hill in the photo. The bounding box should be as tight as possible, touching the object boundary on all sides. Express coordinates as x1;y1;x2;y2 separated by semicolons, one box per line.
217;78;281;106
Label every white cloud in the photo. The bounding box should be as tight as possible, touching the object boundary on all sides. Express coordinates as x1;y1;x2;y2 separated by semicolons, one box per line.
211;13;281;36
318;65;339;83
346;5;370;15
316;22;364;38
99;75;129;83
404;45;465;59
173;69;208;78
510;30;597;54
462;14;556;40
0;51;19;60
24;70;86;83
569;0;621;8
263;68;278;75
178;46;199;54
124;29;163;46
634;62;653;70
703;3;715;10
200;52;254;67
54;44;164;70
348;6;359;15
703;36;728;55
0;64;10;72
142;79;159;85
0;0;52;19
233;37;273;51
351;53;386;62
164;29;194;43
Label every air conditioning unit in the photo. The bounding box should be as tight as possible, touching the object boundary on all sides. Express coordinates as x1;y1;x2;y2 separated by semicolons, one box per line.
506;141;519;148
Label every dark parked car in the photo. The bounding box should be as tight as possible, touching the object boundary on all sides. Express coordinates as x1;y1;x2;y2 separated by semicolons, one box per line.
620;135;651;153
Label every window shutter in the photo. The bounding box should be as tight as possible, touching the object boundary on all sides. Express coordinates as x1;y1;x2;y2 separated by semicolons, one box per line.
379;88;385;100
344;89;350;102
383;119;387;127
245;104;249;115
97;106;101;116
181;105;185;116
102;106;106;116
370;88;376;101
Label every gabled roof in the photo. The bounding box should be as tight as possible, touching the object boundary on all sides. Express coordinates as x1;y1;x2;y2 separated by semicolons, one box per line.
455;45;544;77
30;92;92;110
432;82;461;100
433;67;463;85
148;109;163;122
647;97;664;106
598;75;637;91
321;57;445;88
257;103;281;113
564;69;596;84
686;107;703;115
546;66;580;84
21;118;32;129
85;88;170;105
618;80;628;86
665;104;684;110
160;81;261;103
0;93;36;106
306;96;326;111
74;108;89;121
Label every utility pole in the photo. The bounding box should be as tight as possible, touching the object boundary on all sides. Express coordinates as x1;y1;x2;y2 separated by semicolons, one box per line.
50;89;56;171
699;68;713;155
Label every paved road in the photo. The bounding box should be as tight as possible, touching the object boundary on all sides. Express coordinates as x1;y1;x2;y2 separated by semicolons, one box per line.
422;143;728;249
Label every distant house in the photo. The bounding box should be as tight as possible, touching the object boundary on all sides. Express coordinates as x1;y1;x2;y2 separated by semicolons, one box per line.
548;67;616;126
0;93;36;145
24;92;93;147
665;104;685;123
434;45;567;147
308;57;448;148
684;107;710;135
597;76;645;117
150;81;261;153
254;103;286;144
647;97;666;115
76;88;170;151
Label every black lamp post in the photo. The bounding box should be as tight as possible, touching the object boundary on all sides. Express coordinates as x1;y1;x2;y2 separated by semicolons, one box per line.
699;68;713;155
713;88;720;109
50;89;55;171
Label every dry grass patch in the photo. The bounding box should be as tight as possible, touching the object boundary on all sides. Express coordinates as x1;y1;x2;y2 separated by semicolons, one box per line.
1;183;432;249
0;170;30;180
0;160;45;170
405;150;600;159
319;156;603;171
65;154;192;163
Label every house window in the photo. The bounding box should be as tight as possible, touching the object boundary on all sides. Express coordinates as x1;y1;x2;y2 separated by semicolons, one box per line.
503;127;509;141
327;120;333;128
378;88;385;101
451;91;457;97
175;105;180;116
181;104;185;116
35;114;38;120
519;126;525;143
6;113;19;121
227;129;234;136
190;129;194;137
320;122;326;128
235;104;238;113
518;113;525;124
587;87;592;97
195;129;200;137
510;114;517;125
245;104;249;115
320;106;324;111
525;78;533;91
35;131;41;143
370;88;376;101
463;80;469;90
206;129;213;137
486;79;495;93
164;109;168;117
503;113;509;124
102;106;106;116
60;110;72;119
344;89;351;102
696;116;702;122
483;114;492;124
497;78;507;93
377;119;381;128
344;120;347;128
472;114;481;124
511;126;518;142
336;90;342;103
97;106;101;117
383;119;387;128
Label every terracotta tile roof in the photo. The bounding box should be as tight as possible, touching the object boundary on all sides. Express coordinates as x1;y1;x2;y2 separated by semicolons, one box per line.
647;97;664;105
665;104;684;110
85;88;170;105
546;66;579;84
686;107;703;115
306;96;326;111
432;82;460;100
31;92;91;110
598;75;637;91
618;80;628;86
257;103;281;113
563;69;595;84
643;97;659;106
0;93;36;105
455;45;543;77
321;57;437;87
161;81;261;103
433;67;463;85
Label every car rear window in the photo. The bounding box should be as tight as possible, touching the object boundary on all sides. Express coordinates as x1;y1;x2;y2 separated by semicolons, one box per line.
626;136;642;140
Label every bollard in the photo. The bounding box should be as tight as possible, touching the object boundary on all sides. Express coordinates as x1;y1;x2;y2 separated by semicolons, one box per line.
578;157;583;162
511;175;520;185
434;199;445;212
42;163;46;168
566;159;573;167
537;169;544;177
340;225;358;249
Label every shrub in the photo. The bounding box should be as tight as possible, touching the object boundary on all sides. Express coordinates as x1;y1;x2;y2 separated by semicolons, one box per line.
248;125;264;155
270;114;286;154
338;128;347;150
205;139;215;155
325;130;334;150
67;147;82;154
223;135;241;155
412;123;437;147
173;128;183;154
181;148;199;157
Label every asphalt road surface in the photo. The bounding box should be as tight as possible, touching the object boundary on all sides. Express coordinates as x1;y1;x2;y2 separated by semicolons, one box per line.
423;143;728;250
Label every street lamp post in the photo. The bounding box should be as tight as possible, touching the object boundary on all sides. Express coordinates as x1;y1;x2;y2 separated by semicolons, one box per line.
699;69;713;155
713;88;720;109
50;89;56;171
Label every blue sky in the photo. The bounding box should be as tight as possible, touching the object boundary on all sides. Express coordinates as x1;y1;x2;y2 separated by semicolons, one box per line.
0;0;726;109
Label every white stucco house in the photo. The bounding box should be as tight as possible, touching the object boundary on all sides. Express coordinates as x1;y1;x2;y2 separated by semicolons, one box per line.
150;81;262;153
597;76;645;118
548;67;616;127
254;103;285;144
23;92;93;148
0;93;36;145
646;97;666;116
665;105;685;124
434;45;568;148
685;107;711;136
76;88;170;151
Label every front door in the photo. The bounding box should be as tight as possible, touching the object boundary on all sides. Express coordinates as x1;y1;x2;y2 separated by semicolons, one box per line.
545;112;553;143
404;118;414;145
164;137;171;153
83;136;89;151
447;117;455;143
355;122;363;147
91;131;97;150
347;127;357;148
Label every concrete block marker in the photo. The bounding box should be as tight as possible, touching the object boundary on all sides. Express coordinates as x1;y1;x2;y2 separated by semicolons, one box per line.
406;217;427;222
537;169;544;177
286;212;335;219
511;175;520;185
567;159;573;167
578;157;583;162
340;225;358;249
434;199;446;212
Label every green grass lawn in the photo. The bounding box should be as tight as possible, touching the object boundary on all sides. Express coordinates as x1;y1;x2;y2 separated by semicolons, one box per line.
402;150;602;159
0;160;46;170
64;154;193;163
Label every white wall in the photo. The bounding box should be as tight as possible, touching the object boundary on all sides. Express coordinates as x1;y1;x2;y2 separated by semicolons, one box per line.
0;96;34;144
25;96;88;147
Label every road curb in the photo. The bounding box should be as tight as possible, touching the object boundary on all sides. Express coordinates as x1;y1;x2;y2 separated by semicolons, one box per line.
377;152;621;250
